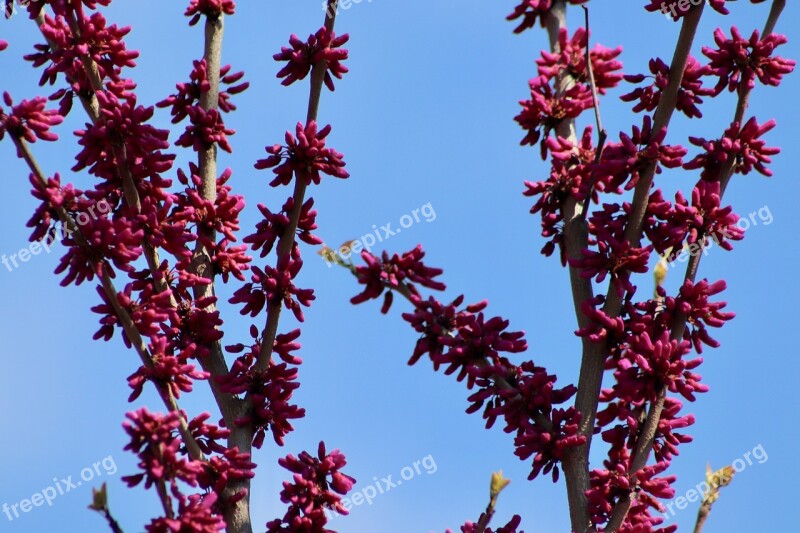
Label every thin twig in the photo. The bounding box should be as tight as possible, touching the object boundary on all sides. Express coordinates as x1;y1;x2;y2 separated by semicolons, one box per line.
579;4;608;220
693;501;712;533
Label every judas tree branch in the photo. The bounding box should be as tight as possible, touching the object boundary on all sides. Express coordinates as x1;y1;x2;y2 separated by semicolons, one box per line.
255;0;340;372
548;4;705;531
35;3;240;444
541;2;600;530
188;8;241;429
35;9;177;311
604;4;785;528
603;4;706;318
230;4;340;531
11;134;205;463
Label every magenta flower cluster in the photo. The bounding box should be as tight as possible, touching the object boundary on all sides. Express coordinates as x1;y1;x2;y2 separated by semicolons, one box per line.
122;408;255;532
266;442;356;532
515;27;622;156
274;27;350;91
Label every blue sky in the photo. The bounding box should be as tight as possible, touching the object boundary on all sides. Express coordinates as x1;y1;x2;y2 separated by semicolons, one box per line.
1;1;798;532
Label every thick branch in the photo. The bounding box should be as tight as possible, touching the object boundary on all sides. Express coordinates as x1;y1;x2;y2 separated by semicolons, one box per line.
187;9;241;429
540;2;599;530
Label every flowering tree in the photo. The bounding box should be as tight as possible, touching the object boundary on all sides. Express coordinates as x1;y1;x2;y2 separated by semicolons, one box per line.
0;0;793;532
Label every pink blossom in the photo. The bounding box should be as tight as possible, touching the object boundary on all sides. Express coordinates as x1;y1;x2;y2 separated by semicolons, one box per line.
122;408;206;490
176;107;235;153
646;180;744;257
537;28;623;93
350;245;446;313
73;92;173;183
229;254;314;321
685;117;779;179
26;12;137;105
598;116;687;192
266;442;356;532
644;0;729;21
145;493;226;533
0;92;63;148
127;336;209;402
448;514;523;533
703;26;795;94
515;75;593;152
506;0;588;34
243;197;321;259
21;0;112;19
185;0;235;26
217;351;305;448
255;121;349;186
274;27;349;91
621;56;713;118
158;59;249;123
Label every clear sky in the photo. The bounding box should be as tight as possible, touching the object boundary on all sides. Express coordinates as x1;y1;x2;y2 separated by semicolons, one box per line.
1;1;798;532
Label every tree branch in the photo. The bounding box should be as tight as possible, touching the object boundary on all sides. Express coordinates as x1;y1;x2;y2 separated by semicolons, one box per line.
11;134;205;462
540;2;599;529
255;0;340;372
604;3;785;528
